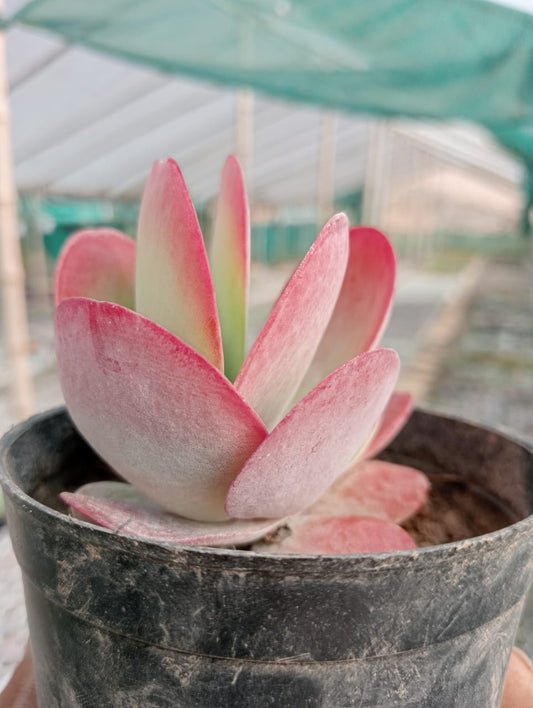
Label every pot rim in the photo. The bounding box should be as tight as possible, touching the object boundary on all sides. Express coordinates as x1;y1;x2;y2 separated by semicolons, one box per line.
2;405;533;575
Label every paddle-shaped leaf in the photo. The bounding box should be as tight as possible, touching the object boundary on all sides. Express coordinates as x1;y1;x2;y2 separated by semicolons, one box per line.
61;485;282;547
210;156;250;382
55;228;136;308
295;226;395;400
263;516;417;554
235;213;349;429
308;459;430;523
363;391;413;459
136;158;223;370
227;348;400;519
55;298;267;522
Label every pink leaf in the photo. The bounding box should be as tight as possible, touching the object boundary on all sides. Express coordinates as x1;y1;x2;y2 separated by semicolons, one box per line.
295;226;396;400
226;348;400;519
235;213;349;429
308;459;430;524
136;158;223;370
55;228;136;308
210;156;250;382
55;298;267;522
61;490;282;548
266;516;417;554
364;391;413;459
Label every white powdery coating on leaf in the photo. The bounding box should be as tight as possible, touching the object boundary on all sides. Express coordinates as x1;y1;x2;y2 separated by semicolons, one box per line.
227;348;400;519
265;515;417;554
56;299;267;522
61;491;283;547
308;459;430;523
235;213;350;430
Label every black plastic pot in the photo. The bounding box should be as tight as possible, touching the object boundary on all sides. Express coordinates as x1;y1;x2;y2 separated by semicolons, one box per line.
1;407;533;707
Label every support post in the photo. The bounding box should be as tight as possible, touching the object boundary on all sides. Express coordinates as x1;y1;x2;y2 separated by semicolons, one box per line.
362;119;389;226
0;6;34;420
317;111;337;227
236;90;254;187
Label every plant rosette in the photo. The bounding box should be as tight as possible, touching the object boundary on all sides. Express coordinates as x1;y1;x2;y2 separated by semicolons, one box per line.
3;157;533;707
54;155;429;553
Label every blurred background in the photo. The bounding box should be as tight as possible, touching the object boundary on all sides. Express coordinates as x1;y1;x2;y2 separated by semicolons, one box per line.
2;0;533;682
2;0;533;431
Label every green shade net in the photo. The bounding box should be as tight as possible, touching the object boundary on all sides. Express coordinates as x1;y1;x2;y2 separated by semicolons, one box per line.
11;0;533;130
11;0;533;209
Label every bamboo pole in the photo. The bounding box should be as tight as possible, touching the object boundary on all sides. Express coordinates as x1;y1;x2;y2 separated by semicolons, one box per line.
0;7;34;420
236;89;254;186
317;110;337;226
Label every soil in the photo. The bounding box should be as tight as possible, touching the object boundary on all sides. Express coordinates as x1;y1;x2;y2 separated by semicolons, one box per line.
401;472;516;547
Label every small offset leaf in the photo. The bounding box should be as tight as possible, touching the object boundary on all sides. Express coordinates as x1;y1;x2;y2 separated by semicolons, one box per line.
295;226;395;400
235;214;349;429
61;490;283;548
227;349;400;519
363;391;413;459
136;158;223;370
55;298;267;522
210;156;250;382
266;516;417;554
55;228;136;308
308;459;430;524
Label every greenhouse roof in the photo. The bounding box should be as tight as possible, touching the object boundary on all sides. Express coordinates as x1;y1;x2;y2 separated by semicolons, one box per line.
4;0;532;205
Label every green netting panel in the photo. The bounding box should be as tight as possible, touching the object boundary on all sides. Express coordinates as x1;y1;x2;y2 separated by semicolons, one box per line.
12;0;533;164
21;197;140;257
251;222;319;263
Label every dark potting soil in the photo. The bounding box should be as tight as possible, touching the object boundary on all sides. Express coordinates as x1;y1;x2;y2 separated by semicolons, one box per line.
401;473;516;547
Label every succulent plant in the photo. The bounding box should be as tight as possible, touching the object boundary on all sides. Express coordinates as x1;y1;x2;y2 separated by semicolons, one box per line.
55;156;428;553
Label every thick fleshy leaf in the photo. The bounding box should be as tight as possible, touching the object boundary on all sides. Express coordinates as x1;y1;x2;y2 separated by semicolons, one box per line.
227;348;400;519
235;213;349;429
136;158;223;370
210;156;250;382
263;516;417;554
61;489;282;548
363;391;413;459
295;226;396;401
55;298;267;522
55;228;136;308
308;459;430;524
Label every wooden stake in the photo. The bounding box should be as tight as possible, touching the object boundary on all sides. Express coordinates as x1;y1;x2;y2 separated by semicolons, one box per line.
0;11;34;420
